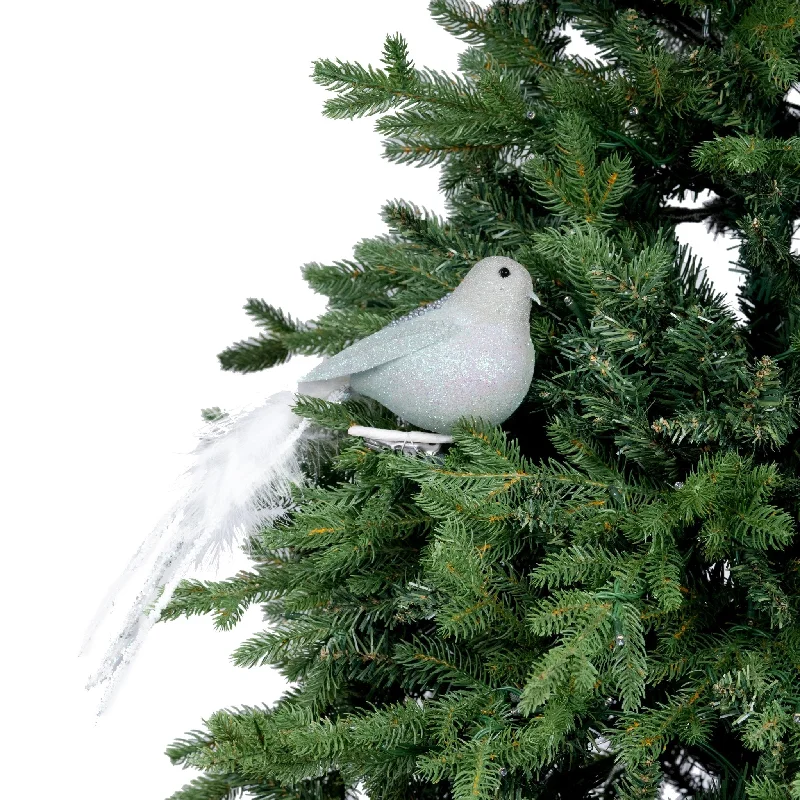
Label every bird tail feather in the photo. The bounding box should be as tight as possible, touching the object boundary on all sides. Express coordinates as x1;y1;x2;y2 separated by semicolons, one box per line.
81;390;312;712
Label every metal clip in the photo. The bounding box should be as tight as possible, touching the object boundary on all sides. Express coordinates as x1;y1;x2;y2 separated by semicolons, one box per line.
348;425;454;456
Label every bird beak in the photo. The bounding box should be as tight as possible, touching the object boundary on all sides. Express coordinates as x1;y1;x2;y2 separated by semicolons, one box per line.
529;291;542;305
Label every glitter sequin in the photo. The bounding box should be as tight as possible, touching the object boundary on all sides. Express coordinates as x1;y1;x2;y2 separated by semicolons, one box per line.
389;293;452;326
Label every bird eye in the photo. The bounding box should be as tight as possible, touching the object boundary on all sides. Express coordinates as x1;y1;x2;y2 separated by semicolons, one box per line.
498;267;511;278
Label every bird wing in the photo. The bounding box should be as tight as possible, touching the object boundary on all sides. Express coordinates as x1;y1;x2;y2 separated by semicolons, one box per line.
304;317;457;381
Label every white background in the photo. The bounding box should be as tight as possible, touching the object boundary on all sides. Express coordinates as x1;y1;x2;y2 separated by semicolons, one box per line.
2;3;738;799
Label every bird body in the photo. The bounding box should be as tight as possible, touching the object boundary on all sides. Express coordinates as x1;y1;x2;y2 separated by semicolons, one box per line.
305;257;536;433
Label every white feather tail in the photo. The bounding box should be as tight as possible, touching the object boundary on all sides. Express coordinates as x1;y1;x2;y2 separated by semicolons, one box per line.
81;390;308;711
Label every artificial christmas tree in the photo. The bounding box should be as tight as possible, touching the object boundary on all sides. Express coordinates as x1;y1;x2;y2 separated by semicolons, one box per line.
158;2;800;798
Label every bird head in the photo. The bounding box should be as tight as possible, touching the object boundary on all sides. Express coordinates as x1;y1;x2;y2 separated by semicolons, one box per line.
449;256;534;323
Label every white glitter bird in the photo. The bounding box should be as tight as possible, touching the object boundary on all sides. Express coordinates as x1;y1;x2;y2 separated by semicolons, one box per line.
304;256;536;434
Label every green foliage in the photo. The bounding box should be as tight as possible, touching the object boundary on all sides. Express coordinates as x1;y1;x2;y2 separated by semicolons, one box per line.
160;571;270;630
523;111;635;228
693;134;800;177
166;728;351;799
165;773;246;800
200;406;227;423
218;301;307;372
734;2;800;94
165;1;800;798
